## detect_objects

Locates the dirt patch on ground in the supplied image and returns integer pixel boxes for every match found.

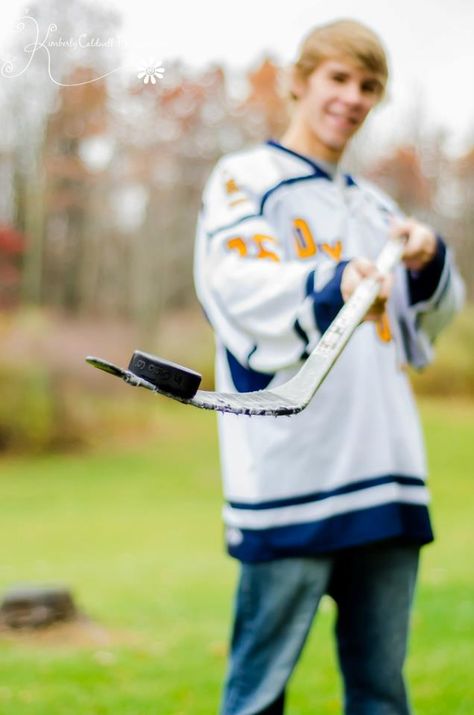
[0,616,144,650]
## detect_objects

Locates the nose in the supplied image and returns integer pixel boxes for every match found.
[342,82,364,106]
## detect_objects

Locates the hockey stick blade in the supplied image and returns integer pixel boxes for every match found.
[86,236,405,416]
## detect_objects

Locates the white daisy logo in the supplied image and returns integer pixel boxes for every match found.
[137,58,165,85]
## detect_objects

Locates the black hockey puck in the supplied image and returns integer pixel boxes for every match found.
[128,351,201,399]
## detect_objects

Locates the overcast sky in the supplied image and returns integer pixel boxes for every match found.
[1,0,473,153]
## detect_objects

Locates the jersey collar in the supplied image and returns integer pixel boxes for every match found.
[266,139,357,188]
[266,139,334,181]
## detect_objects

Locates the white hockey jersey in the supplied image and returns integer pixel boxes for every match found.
[194,139,464,563]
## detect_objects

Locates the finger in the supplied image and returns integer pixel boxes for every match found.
[364,273,393,322]
[389,216,413,240]
[403,228,423,253]
[365,297,387,321]
[377,273,393,300]
[402,227,436,270]
[352,257,379,279]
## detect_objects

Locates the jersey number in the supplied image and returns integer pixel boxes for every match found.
[227,235,280,262]
[293,218,342,261]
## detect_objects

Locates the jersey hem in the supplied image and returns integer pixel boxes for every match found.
[226,502,434,563]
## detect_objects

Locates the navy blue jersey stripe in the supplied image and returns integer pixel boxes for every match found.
[311,261,348,333]
[227,502,434,562]
[227,474,426,510]
[293,318,310,347]
[226,349,274,393]
[266,139,333,179]
[305,269,315,296]
[207,213,261,239]
[407,236,447,305]
[260,173,329,213]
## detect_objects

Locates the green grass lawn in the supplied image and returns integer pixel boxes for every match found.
[0,399,473,714]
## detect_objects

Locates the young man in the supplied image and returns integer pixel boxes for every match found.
[194,19,464,715]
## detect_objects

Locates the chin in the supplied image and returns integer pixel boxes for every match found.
[330,131,356,150]
[325,136,348,153]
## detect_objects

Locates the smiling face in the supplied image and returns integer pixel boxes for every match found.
[286,57,384,162]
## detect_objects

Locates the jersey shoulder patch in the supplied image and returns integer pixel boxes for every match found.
[217,145,289,199]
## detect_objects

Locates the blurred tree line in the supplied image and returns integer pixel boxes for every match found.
[0,0,473,338]
[0,0,472,454]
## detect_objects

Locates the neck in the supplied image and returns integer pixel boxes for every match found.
[280,116,343,165]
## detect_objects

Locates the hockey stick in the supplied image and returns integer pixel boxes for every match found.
[86,235,405,416]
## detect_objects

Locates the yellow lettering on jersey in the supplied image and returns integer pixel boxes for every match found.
[253,234,280,262]
[322,241,342,262]
[227,235,279,261]
[225,178,239,195]
[227,237,247,257]
[293,218,317,258]
[375,311,393,343]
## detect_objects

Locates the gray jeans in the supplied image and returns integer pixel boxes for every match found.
[221,542,420,715]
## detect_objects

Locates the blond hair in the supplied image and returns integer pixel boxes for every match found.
[292,19,388,98]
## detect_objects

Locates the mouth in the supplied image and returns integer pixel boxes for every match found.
[327,112,360,129]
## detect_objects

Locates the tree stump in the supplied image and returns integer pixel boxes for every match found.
[0,586,78,629]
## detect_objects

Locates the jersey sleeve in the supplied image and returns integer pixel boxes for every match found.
[397,238,465,368]
[194,158,347,374]
[359,178,465,367]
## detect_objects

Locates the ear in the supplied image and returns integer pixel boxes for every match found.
[287,67,307,101]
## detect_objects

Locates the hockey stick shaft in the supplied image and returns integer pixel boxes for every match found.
[272,235,407,407]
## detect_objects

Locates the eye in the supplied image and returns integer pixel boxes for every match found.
[331,73,348,83]
[361,80,381,95]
